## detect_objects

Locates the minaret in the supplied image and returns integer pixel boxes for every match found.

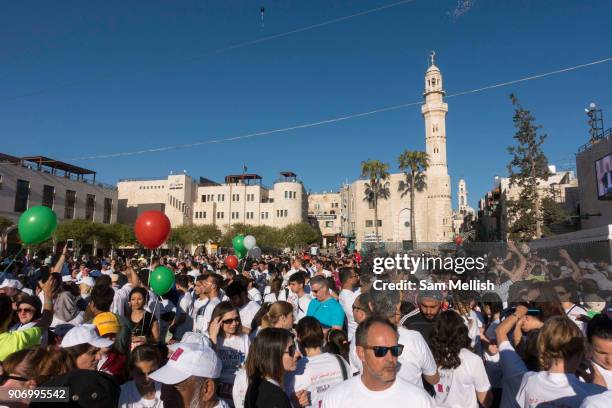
[458,179,467,214]
[421,51,452,242]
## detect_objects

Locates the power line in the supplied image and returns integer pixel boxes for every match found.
[67,55,612,162]
[0,0,416,102]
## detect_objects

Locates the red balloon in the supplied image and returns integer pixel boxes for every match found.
[225,255,238,269]
[454,235,463,246]
[134,211,171,249]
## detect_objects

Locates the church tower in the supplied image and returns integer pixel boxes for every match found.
[458,179,468,214]
[421,52,452,242]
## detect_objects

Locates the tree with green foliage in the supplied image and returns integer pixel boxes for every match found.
[506,94,551,241]
[397,150,429,246]
[220,222,320,250]
[360,159,390,246]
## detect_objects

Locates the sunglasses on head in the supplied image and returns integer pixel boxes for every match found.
[284,345,297,358]
[222,317,241,325]
[363,344,404,358]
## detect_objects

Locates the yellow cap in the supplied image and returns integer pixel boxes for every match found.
[93,312,121,336]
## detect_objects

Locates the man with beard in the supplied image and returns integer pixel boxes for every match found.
[401,290,443,341]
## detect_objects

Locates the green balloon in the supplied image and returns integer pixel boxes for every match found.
[232,234,246,253]
[18,206,58,245]
[150,266,175,296]
[236,247,248,259]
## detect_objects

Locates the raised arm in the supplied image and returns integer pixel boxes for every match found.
[51,245,68,273]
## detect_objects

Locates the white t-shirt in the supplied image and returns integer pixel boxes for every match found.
[173,291,193,339]
[239,301,261,331]
[483,319,502,388]
[285,353,349,407]
[193,296,221,334]
[263,293,277,304]
[349,339,362,375]
[433,348,491,408]
[397,327,438,388]
[119,380,163,408]
[280,291,312,323]
[580,391,612,408]
[565,304,589,333]
[322,375,436,408]
[247,287,262,305]
[338,288,359,341]
[516,371,606,408]
[218,334,251,384]
[232,368,249,408]
[593,361,612,390]
[498,340,528,408]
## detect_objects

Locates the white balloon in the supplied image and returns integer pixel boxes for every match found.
[243,235,256,250]
[249,246,262,259]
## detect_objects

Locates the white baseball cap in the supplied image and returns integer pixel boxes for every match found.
[76,276,95,287]
[62,275,74,283]
[0,279,23,290]
[60,324,113,348]
[168,331,213,352]
[149,343,221,384]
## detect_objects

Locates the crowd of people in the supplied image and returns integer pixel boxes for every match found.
[0,241,611,408]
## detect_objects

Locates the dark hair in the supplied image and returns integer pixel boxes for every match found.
[296,317,324,349]
[29,346,77,384]
[206,272,224,289]
[481,292,503,324]
[245,327,294,385]
[288,272,306,286]
[91,285,115,312]
[175,275,189,289]
[368,289,400,320]
[64,343,98,362]
[587,314,612,343]
[310,275,328,289]
[17,295,42,320]
[128,344,163,375]
[339,267,355,285]
[325,329,350,361]
[225,281,247,298]
[354,292,372,316]
[95,275,112,288]
[129,287,148,306]
[429,310,471,369]
[0,295,13,328]
[355,316,398,347]
[210,301,240,337]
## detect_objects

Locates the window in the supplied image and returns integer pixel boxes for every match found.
[232,212,239,219]
[42,185,55,209]
[284,209,288,217]
[366,220,373,228]
[232,194,240,202]
[65,190,76,219]
[85,194,96,221]
[246,212,254,220]
[368,200,374,210]
[103,198,112,224]
[217,194,225,202]
[325,221,333,227]
[216,211,224,219]
[246,193,255,202]
[261,212,268,219]
[14,179,30,212]
[202,195,207,202]
[202,211,206,219]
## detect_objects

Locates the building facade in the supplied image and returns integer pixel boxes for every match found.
[117,171,308,231]
[307,192,342,247]
[339,54,453,249]
[453,179,476,236]
[0,153,118,226]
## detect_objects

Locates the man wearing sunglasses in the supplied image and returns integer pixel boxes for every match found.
[322,316,435,407]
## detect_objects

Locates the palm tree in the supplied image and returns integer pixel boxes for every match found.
[360,160,390,247]
[398,150,430,247]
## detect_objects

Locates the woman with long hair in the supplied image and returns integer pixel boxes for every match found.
[325,329,350,362]
[263,278,282,303]
[208,301,251,404]
[244,327,303,408]
[429,310,492,408]
[516,316,606,407]
[260,301,294,330]
[128,287,159,346]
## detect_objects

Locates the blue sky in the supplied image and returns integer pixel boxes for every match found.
[1,0,611,209]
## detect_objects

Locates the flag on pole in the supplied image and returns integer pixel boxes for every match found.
[243,164,247,173]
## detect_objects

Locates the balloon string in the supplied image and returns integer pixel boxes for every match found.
[145,249,156,338]
[0,247,25,280]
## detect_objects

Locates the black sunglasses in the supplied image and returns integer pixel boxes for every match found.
[284,345,297,358]
[363,345,404,358]
[0,373,30,385]
[222,317,241,325]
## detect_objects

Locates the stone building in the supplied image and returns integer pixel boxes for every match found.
[307,192,342,248]
[117,171,307,231]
